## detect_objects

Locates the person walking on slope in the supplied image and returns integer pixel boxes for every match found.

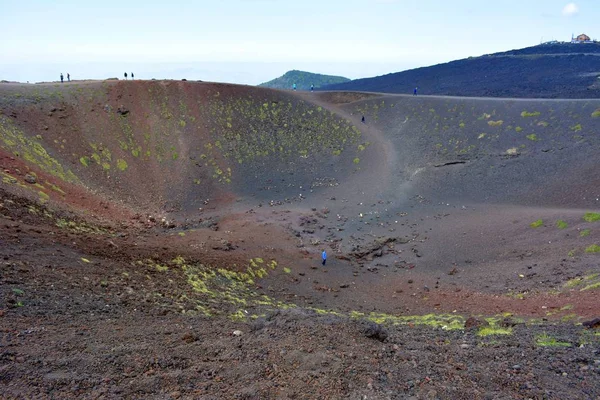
[293,83,297,91]
[131,72,134,80]
[361,115,365,123]
[413,87,418,96]
[67,73,70,82]
[310,84,314,92]
[321,250,327,266]
[124,72,128,80]
[60,73,63,83]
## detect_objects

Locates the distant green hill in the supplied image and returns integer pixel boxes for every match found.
[259,70,350,91]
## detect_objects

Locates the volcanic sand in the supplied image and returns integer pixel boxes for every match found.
[1,80,600,398]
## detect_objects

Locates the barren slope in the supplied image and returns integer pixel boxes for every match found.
[1,81,600,399]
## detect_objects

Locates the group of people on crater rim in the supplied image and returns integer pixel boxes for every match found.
[59,72,136,82]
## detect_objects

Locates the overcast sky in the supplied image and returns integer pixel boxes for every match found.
[0,0,597,84]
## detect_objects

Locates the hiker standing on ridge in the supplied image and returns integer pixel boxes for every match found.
[322,250,327,266]
[310,84,314,92]
[124,72,128,80]
[67,73,70,82]
[60,73,63,83]
[413,87,418,96]
[293,83,297,91]
[131,72,134,80]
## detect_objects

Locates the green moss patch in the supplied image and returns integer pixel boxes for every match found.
[583,213,600,222]
[556,220,568,229]
[521,111,541,118]
[478,326,513,337]
[585,245,600,253]
[581,282,600,291]
[116,159,128,171]
[530,219,543,228]
[535,333,571,347]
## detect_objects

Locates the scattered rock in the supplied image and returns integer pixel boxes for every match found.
[363,322,388,342]
[233,330,243,337]
[464,316,489,330]
[583,318,600,329]
[117,106,129,116]
[182,332,198,343]
[24,175,36,184]
[460,343,470,349]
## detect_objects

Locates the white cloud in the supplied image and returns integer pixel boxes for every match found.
[562,3,579,16]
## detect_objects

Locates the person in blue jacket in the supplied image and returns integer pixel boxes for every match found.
[322,250,327,266]
[413,87,418,96]
[293,83,297,91]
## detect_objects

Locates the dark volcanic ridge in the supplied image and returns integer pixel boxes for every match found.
[322,42,600,98]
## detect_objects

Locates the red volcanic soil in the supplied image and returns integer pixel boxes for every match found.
[1,80,600,398]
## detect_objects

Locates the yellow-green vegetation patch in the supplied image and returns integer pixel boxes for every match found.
[283,267,291,274]
[526,134,539,141]
[583,212,600,222]
[571,124,582,132]
[459,122,466,128]
[515,126,523,132]
[80,156,90,167]
[0,116,78,183]
[116,159,128,171]
[353,157,360,164]
[580,229,591,237]
[167,256,292,316]
[487,120,503,127]
[349,311,465,330]
[565,277,585,288]
[46,181,65,195]
[506,291,527,299]
[477,133,486,139]
[81,258,91,263]
[38,190,50,204]
[581,282,600,291]
[521,111,541,118]
[537,121,549,127]
[585,244,600,253]
[565,273,600,289]
[477,326,513,337]
[535,333,571,347]
[506,147,518,155]
[530,219,543,228]
[592,109,600,118]
[556,220,568,229]
[55,218,110,234]
[201,95,363,184]
[178,232,186,237]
